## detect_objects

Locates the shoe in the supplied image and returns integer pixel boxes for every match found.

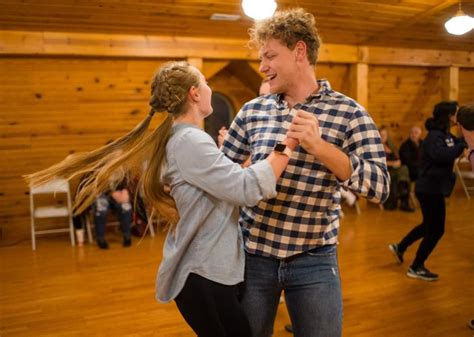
[388,243,404,264]
[407,266,438,281]
[97,238,109,250]
[123,237,132,247]
[284,324,294,333]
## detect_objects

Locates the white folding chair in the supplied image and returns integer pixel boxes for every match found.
[29,178,75,250]
[455,157,474,200]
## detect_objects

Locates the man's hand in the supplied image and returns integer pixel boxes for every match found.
[287,109,352,180]
[287,110,323,156]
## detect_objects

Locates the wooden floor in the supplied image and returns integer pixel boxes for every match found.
[1,194,473,337]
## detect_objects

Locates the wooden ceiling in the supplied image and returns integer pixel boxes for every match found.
[0,0,473,51]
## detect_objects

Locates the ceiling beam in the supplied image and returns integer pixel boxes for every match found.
[0,30,473,68]
[360,0,459,45]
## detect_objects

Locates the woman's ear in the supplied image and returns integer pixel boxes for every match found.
[189,86,200,102]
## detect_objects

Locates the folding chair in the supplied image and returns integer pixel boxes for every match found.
[29,178,75,250]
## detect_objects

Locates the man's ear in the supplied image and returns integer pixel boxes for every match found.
[294,40,308,63]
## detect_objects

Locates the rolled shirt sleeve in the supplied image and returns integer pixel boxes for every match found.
[340,108,390,203]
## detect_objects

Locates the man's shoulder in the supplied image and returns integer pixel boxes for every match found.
[326,90,365,112]
[241,95,276,112]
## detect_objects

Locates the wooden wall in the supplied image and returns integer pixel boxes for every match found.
[1,38,474,242]
[368,66,444,145]
[460,68,474,106]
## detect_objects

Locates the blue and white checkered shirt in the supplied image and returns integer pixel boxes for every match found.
[221,79,389,258]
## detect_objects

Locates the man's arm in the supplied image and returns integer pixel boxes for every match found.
[288,109,390,203]
[287,110,351,180]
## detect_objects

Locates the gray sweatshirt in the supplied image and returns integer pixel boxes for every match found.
[156,123,277,303]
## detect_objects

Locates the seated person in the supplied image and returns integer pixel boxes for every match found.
[380,126,413,212]
[93,168,132,249]
[399,126,423,182]
[71,167,133,249]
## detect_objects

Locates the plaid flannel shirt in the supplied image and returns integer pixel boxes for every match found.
[221,80,389,258]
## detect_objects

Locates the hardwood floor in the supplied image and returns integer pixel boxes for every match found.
[1,194,473,337]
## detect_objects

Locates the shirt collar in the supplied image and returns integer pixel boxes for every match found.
[275,79,333,107]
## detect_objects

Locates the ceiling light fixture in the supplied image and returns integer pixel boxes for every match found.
[242,0,277,20]
[444,0,474,35]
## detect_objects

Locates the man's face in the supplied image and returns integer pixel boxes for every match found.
[460,125,474,148]
[258,38,297,95]
[410,127,421,142]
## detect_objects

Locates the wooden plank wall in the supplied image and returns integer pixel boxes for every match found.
[368,65,444,145]
[459,68,474,106]
[0,57,172,240]
[1,56,474,241]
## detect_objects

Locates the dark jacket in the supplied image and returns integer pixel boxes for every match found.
[399,138,423,181]
[416,122,466,196]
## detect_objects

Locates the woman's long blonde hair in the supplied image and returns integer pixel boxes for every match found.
[25,61,200,229]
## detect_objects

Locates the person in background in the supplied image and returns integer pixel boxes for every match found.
[389,101,467,281]
[380,126,413,212]
[399,125,423,182]
[457,104,474,169]
[92,167,133,249]
[221,8,389,337]
[455,103,474,331]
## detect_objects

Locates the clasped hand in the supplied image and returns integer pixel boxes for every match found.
[286,109,323,155]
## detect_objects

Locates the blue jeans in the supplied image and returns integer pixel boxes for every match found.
[93,194,132,240]
[240,245,342,337]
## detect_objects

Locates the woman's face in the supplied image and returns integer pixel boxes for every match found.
[192,67,213,118]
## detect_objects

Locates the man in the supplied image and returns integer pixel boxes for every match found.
[221,8,389,337]
[456,104,474,332]
[399,126,423,182]
[457,104,474,169]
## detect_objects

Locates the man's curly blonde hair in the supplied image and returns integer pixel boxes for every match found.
[249,8,321,65]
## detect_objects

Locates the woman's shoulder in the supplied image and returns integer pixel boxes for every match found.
[171,124,210,144]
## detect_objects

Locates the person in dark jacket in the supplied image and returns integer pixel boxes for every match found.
[399,126,423,182]
[389,101,467,281]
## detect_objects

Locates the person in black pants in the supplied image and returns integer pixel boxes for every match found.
[389,101,466,281]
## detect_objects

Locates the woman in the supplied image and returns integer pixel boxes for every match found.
[26,61,297,336]
[389,101,466,281]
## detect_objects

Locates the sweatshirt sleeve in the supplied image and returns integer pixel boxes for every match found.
[171,128,277,207]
